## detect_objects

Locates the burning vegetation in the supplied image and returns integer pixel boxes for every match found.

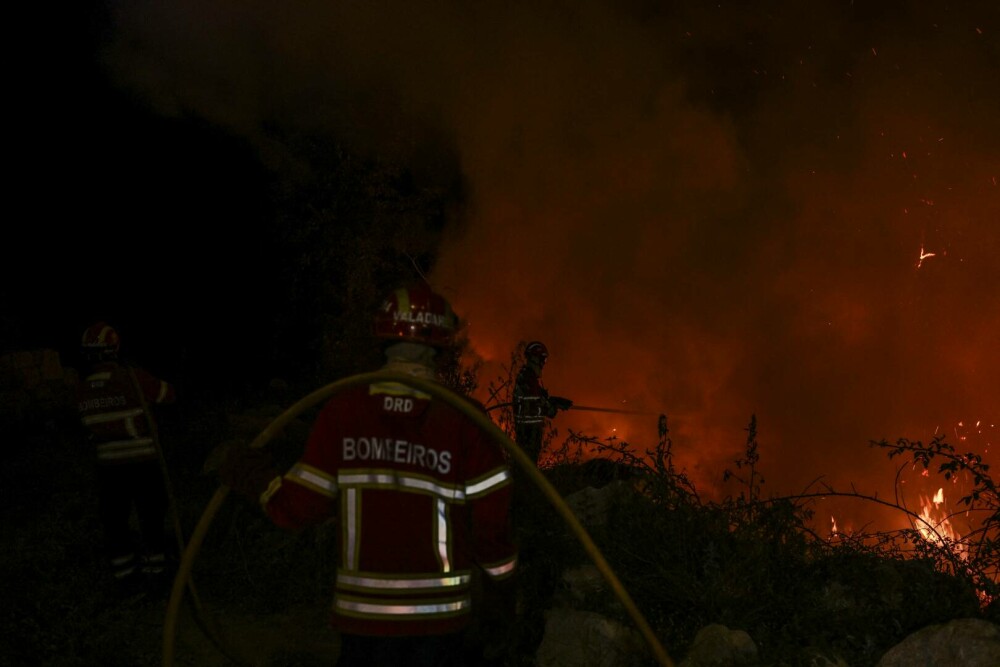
[472,348,998,664]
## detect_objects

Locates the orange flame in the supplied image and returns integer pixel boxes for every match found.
[916,487,968,561]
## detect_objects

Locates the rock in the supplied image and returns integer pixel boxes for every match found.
[679,623,758,667]
[564,480,631,532]
[560,564,607,605]
[876,618,1000,667]
[801,647,850,666]
[536,608,647,667]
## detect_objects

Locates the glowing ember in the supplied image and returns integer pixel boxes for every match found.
[916,245,937,268]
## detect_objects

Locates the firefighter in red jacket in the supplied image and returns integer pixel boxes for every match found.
[513,341,572,464]
[220,285,518,667]
[76,322,176,583]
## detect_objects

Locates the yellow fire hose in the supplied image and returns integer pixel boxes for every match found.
[162,370,675,667]
[128,370,250,666]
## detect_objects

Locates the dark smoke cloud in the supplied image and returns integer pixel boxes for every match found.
[100,1,999,530]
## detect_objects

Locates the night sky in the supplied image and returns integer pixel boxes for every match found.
[7,1,998,534]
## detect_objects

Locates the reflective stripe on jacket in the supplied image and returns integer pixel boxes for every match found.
[77,363,175,464]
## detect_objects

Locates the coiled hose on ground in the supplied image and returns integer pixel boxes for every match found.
[162,370,675,667]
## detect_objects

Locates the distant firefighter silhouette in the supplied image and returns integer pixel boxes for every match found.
[512,341,572,464]
[76,322,176,584]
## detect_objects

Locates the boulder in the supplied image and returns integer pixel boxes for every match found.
[876,618,1000,667]
[536,608,647,667]
[679,623,758,667]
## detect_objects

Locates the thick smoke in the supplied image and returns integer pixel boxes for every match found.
[100,1,999,531]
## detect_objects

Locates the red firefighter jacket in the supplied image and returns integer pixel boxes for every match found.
[263,380,518,637]
[513,364,556,427]
[76,361,176,464]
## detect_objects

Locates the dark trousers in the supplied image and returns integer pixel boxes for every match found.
[97,461,168,575]
[514,424,544,465]
[337,632,466,667]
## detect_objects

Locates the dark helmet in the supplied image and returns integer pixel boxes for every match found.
[524,341,548,361]
[81,322,121,360]
[374,285,457,348]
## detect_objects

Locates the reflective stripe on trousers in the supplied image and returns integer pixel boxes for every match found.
[334,594,471,620]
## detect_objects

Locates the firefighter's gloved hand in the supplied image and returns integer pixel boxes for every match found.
[550,396,573,411]
[218,442,279,503]
[202,439,242,474]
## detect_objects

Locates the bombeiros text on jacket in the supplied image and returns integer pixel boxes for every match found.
[342,436,452,474]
